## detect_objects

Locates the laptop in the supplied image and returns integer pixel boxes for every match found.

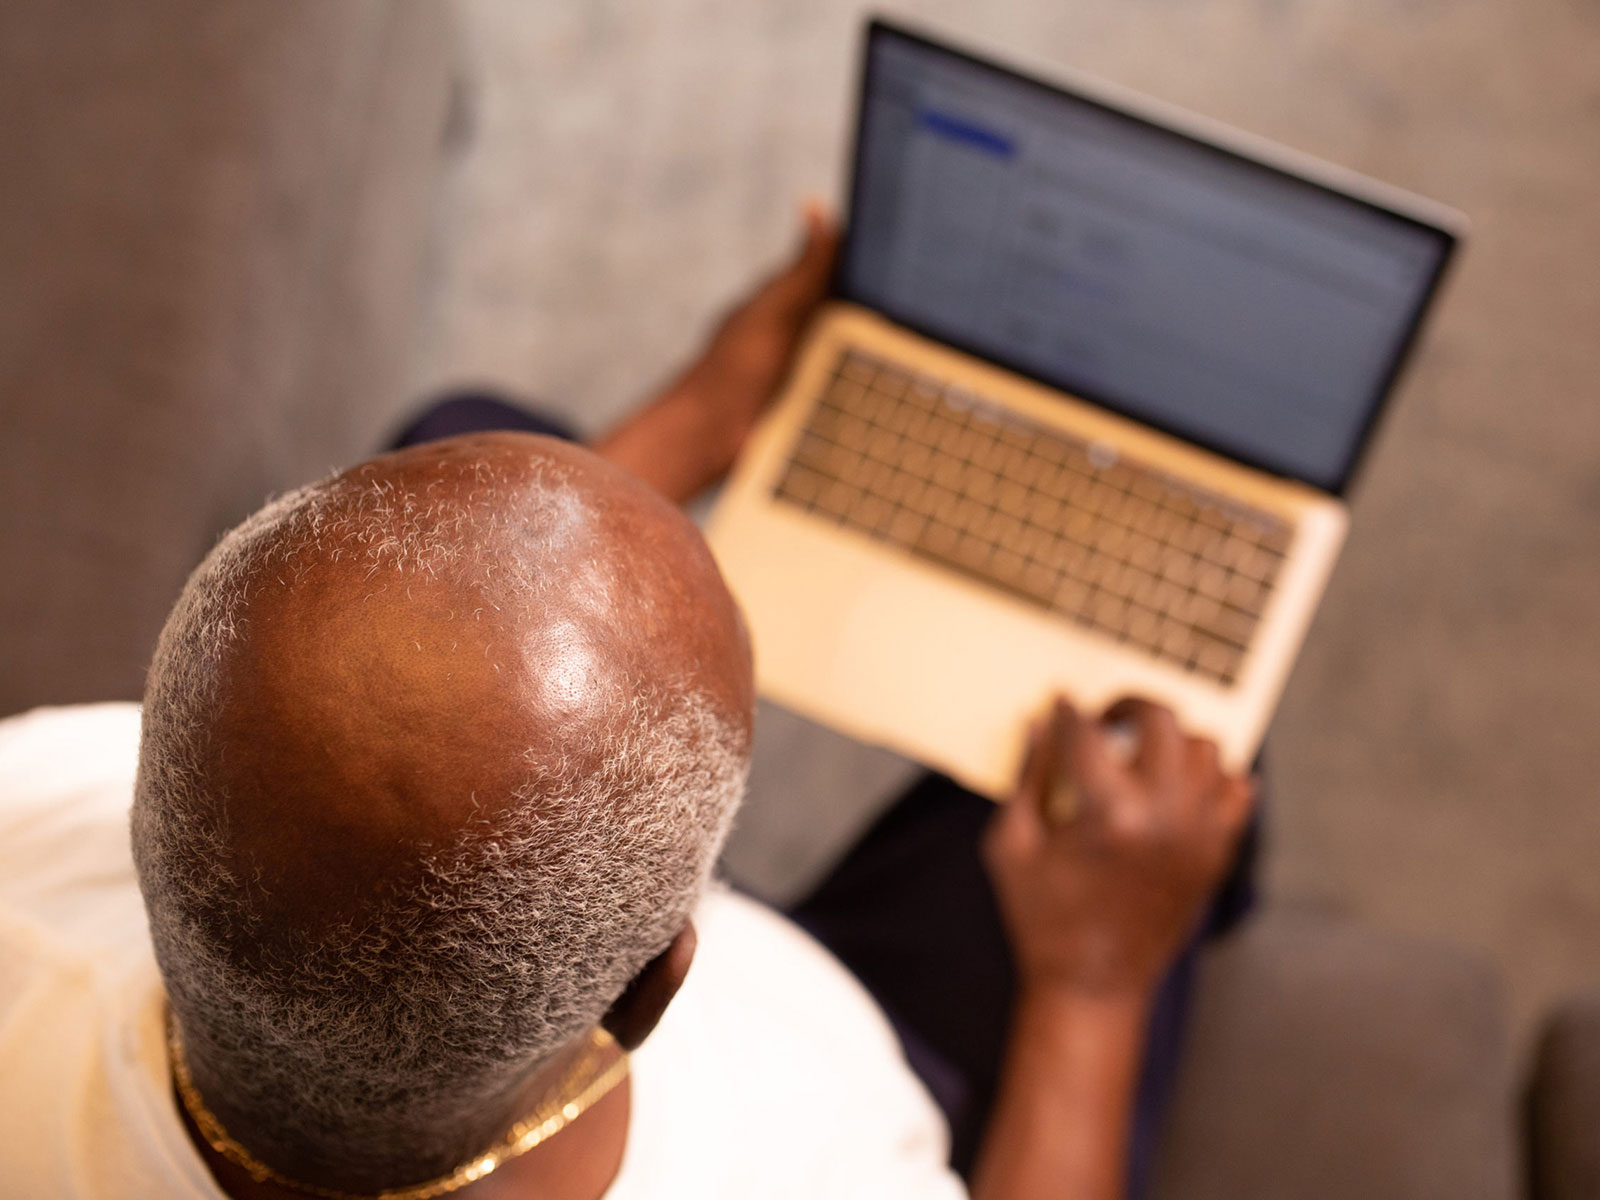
[706,18,1463,797]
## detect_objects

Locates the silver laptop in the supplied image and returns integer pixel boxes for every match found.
[708,19,1462,797]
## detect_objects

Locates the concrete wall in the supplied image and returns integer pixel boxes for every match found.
[0,0,455,711]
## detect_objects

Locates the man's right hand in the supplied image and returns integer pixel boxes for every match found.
[982,695,1255,1003]
[971,696,1255,1200]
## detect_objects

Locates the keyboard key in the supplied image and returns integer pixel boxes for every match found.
[954,533,994,572]
[1058,541,1091,580]
[777,464,822,504]
[887,509,926,545]
[1226,573,1268,613]
[1160,552,1197,588]
[997,479,1029,516]
[815,480,861,520]
[1054,578,1092,616]
[990,547,1027,586]
[975,438,1010,475]
[1195,562,1229,601]
[876,368,910,398]
[967,468,999,505]
[1127,533,1163,573]
[1128,569,1164,610]
[920,521,959,556]
[1258,522,1294,554]
[1201,606,1257,648]
[1093,591,1129,629]
[924,485,960,526]
[907,380,942,410]
[1197,639,1238,679]
[931,455,964,492]
[1064,509,1096,544]
[866,429,901,462]
[1127,605,1161,646]
[1020,561,1059,601]
[1014,453,1051,489]
[993,514,1029,553]
[855,494,893,533]
[1160,620,1197,661]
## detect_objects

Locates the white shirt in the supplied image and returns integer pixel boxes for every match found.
[0,704,966,1199]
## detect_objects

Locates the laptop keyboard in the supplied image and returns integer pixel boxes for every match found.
[771,348,1294,687]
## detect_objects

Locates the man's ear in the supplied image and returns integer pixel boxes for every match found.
[602,923,697,1052]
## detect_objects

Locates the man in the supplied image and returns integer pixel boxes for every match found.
[0,211,1252,1199]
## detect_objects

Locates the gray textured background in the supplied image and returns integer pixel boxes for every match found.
[413,0,1600,1048]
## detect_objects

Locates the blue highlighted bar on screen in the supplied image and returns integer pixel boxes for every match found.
[916,109,1016,157]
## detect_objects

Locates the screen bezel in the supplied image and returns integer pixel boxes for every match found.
[835,18,1461,497]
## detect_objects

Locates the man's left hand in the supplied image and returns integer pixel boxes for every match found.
[595,203,838,504]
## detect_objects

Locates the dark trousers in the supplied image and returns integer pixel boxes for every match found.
[391,392,1260,1196]
[791,772,1258,1193]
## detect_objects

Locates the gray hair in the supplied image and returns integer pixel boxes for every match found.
[131,461,746,1186]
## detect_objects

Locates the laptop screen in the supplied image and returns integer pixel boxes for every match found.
[840,24,1457,494]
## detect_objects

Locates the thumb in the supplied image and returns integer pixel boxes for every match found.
[988,713,1052,864]
[770,199,839,314]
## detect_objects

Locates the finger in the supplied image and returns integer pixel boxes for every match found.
[1100,696,1184,786]
[992,715,1051,861]
[1039,696,1085,827]
[1063,698,1125,827]
[1180,734,1222,821]
[769,201,839,314]
[1020,698,1068,819]
[1184,733,1220,778]
[802,196,835,241]
[1012,715,1049,807]
[990,780,1045,860]
[1215,772,1258,837]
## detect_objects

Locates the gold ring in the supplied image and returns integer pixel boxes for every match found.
[1045,776,1080,826]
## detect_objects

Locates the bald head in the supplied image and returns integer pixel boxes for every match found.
[132,434,752,1187]
[193,433,752,929]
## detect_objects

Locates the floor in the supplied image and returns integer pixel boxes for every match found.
[413,0,1600,1050]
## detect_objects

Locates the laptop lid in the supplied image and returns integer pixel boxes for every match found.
[838,20,1461,496]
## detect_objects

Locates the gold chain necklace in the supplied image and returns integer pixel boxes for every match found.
[168,1015,629,1200]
